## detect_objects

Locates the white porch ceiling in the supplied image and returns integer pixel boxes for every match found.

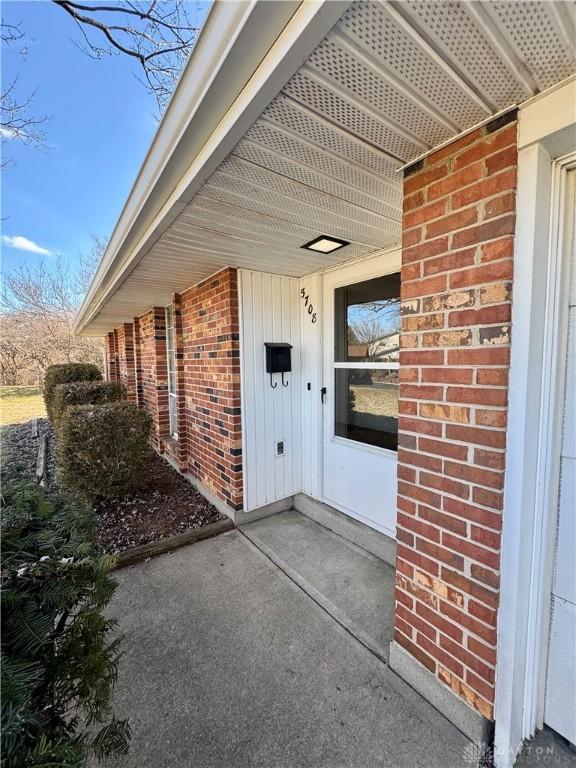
[82,0,575,334]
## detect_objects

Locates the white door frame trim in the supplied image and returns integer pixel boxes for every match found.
[494,77,576,768]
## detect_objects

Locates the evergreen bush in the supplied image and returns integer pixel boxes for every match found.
[44,364,102,423]
[52,381,126,430]
[1,479,130,766]
[58,402,152,498]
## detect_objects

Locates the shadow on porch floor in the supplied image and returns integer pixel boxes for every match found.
[241,509,395,660]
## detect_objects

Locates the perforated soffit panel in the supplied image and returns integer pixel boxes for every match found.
[91,0,575,333]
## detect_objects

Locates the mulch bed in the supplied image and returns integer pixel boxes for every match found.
[2,419,225,555]
[94,452,225,554]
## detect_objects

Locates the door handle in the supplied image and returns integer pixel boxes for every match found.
[321,386,327,404]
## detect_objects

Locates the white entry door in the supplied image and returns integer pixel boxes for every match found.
[321,250,401,538]
[544,168,576,745]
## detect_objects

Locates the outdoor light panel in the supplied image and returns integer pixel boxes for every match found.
[302,235,350,254]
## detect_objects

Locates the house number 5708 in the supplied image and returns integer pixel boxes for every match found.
[300,288,317,323]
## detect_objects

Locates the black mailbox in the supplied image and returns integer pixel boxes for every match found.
[265,342,292,373]
[265,342,292,388]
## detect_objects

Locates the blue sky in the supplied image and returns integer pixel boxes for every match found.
[1,1,207,274]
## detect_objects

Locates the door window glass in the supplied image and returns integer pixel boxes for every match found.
[333,273,400,451]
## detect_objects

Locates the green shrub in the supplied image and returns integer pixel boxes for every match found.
[44,363,102,423]
[1,479,130,766]
[58,402,152,498]
[52,380,126,430]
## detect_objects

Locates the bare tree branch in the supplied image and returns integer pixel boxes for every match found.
[0,77,48,168]
[349,298,400,344]
[1,18,26,50]
[0,21,47,166]
[1,2,198,167]
[51,0,199,112]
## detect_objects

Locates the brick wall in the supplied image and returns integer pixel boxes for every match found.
[135,307,169,449]
[102,274,242,509]
[181,268,242,510]
[115,322,137,401]
[395,114,518,721]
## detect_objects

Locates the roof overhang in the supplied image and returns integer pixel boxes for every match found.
[75,0,352,334]
[76,0,576,336]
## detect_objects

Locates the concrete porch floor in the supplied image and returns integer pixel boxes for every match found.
[242,510,395,660]
[104,511,475,767]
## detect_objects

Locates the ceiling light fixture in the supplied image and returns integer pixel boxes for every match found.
[301,235,350,254]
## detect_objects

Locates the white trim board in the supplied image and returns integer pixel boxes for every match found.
[494,78,576,767]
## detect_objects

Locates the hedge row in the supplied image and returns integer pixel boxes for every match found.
[44,363,102,422]
[52,380,126,429]
[44,363,152,499]
[58,402,152,498]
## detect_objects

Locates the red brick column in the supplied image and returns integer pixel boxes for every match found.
[115,322,137,401]
[394,114,518,721]
[105,332,118,382]
[181,268,242,510]
[132,319,143,407]
[135,307,169,450]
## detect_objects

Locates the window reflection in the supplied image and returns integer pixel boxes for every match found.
[335,273,400,363]
[333,272,400,452]
[334,368,399,451]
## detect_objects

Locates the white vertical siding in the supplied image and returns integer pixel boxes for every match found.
[239,270,301,511]
[299,272,323,499]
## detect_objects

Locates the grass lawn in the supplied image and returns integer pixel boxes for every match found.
[0,386,46,426]
[351,383,398,418]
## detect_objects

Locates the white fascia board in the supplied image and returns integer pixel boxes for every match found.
[76,0,352,336]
